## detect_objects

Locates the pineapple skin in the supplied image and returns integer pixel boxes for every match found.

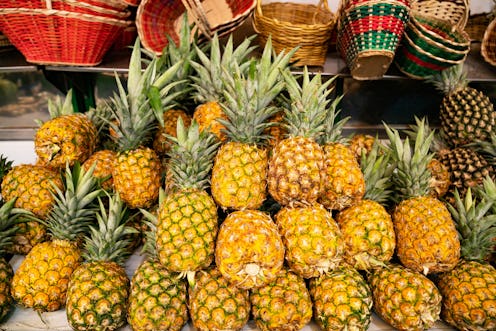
[193,101,228,143]
[336,199,396,271]
[66,261,129,331]
[113,147,162,209]
[368,264,442,331]
[437,260,496,331]
[268,137,325,206]
[211,142,268,210]
[319,142,366,211]
[275,204,344,278]
[153,109,192,157]
[250,267,312,331]
[189,267,250,331]
[309,264,373,331]
[82,149,117,191]
[393,196,461,274]
[215,210,285,290]
[35,113,98,169]
[156,189,218,273]
[11,239,82,312]
[0,257,13,322]
[127,259,188,331]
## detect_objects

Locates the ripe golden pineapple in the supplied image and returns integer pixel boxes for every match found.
[336,140,396,271]
[268,68,330,206]
[109,39,182,209]
[264,110,287,149]
[1,164,63,254]
[250,267,312,331]
[427,158,451,198]
[368,263,442,330]
[11,164,101,312]
[309,263,373,331]
[82,149,117,191]
[211,38,294,211]
[275,203,344,278]
[34,89,98,169]
[190,34,256,142]
[66,194,136,331]
[156,119,220,279]
[437,182,496,331]
[429,63,495,147]
[215,209,285,290]
[385,119,460,275]
[128,194,188,331]
[189,266,251,331]
[153,109,192,157]
[349,134,375,160]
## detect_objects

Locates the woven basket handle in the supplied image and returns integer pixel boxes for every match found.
[181,0,213,38]
[256,0,330,15]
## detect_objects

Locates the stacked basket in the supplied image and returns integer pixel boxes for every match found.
[336,0,411,80]
[481,4,496,67]
[0,0,132,66]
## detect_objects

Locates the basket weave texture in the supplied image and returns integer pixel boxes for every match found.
[466,13,492,42]
[0,1,130,65]
[410,0,469,30]
[337,0,411,80]
[482,17,496,67]
[252,0,336,67]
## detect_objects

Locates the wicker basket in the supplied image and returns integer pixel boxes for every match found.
[465,13,492,42]
[482,17,496,67]
[337,0,411,80]
[0,7,129,65]
[252,0,336,67]
[410,0,469,30]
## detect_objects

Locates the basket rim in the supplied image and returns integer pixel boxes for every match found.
[481,17,496,66]
[402,30,467,64]
[411,12,470,48]
[410,0,469,29]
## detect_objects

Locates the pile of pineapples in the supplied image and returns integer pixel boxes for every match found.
[1,20,496,331]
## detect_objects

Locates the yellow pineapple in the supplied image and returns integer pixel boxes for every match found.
[349,134,375,160]
[11,163,101,312]
[66,193,136,331]
[385,119,460,275]
[309,263,373,331]
[211,38,295,211]
[189,266,251,331]
[153,109,192,157]
[250,267,312,331]
[82,149,117,191]
[215,209,285,290]
[275,203,343,278]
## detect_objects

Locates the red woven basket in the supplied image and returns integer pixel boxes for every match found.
[0,7,129,65]
[0,0,130,11]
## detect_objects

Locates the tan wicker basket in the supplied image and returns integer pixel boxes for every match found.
[411,0,469,30]
[252,0,336,67]
[482,17,496,67]
[466,13,492,42]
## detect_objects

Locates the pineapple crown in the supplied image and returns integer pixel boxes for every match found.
[139,189,166,259]
[166,118,220,191]
[35,89,76,127]
[427,63,468,95]
[83,193,137,264]
[219,37,297,145]
[361,139,395,205]
[466,131,496,167]
[282,67,336,139]
[0,153,13,186]
[43,163,102,241]
[0,197,31,256]
[108,38,185,152]
[318,94,349,144]
[384,117,435,201]
[190,33,257,104]
[448,180,496,262]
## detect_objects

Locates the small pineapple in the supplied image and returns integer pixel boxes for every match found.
[34,89,98,169]
[10,163,101,312]
[189,266,251,331]
[66,193,136,331]
[309,263,373,331]
[250,267,312,331]
[426,157,451,199]
[368,263,442,331]
[349,134,376,160]
[275,203,343,278]
[215,209,285,290]
[385,119,460,275]
[211,38,295,210]
[82,149,117,191]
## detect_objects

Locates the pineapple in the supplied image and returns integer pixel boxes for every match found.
[268,68,330,206]
[309,263,373,331]
[335,140,396,271]
[1,163,63,254]
[34,89,98,169]
[156,119,220,279]
[108,38,183,209]
[10,163,100,312]
[275,203,344,278]
[215,209,285,290]
[385,119,460,275]
[66,193,136,331]
[189,266,251,331]
[436,181,496,331]
[428,63,495,147]
[264,110,287,149]
[153,109,192,157]
[349,134,376,160]
[368,263,442,331]
[82,149,117,191]
[318,96,365,211]
[210,38,295,210]
[250,267,312,331]
[0,154,13,199]
[128,191,189,331]
[426,158,451,199]
[190,33,256,142]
